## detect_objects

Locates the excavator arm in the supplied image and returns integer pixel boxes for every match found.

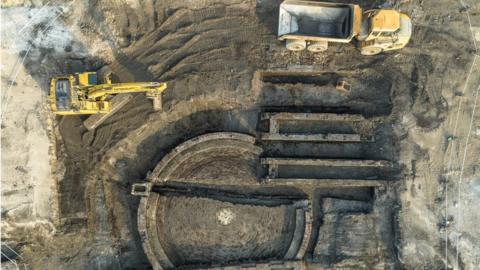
[86,82,167,99]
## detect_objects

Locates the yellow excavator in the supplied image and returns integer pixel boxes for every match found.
[49,71,167,115]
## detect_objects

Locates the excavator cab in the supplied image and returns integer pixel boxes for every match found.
[53,77,72,111]
[50,75,85,114]
[76,72,98,86]
[52,72,103,113]
[49,73,111,115]
[358,9,412,55]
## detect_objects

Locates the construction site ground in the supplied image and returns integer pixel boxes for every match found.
[1,0,480,269]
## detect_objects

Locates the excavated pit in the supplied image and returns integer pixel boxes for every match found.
[137,133,312,269]
[134,125,398,269]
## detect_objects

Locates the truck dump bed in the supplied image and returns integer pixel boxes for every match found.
[278,0,356,41]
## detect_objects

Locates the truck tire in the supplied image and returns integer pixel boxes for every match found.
[286,40,306,51]
[307,41,328,52]
[361,46,383,55]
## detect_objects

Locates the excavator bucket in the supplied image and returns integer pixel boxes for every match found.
[151,95,162,111]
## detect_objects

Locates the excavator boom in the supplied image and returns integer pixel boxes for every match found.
[86,82,167,99]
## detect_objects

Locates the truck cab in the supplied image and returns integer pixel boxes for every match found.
[357,9,412,55]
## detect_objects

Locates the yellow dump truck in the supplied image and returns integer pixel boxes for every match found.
[278,0,412,55]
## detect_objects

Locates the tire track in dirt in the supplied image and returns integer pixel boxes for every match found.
[128,12,262,79]
[136,15,252,61]
[148,28,258,77]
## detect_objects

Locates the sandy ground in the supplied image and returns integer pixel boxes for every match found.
[1,3,111,268]
[1,4,59,249]
[394,1,480,268]
[1,0,480,269]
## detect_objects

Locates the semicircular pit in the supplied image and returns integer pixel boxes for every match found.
[137,132,310,269]
[158,195,296,266]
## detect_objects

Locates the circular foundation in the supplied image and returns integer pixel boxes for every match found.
[137,133,302,269]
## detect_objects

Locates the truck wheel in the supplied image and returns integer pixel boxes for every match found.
[307,41,328,52]
[361,46,383,55]
[286,40,306,51]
